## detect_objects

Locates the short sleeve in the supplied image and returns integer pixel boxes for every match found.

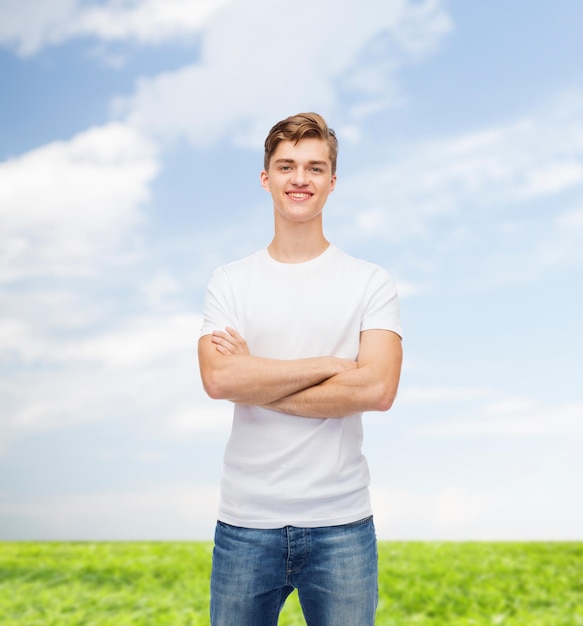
[200,267,238,337]
[361,266,402,337]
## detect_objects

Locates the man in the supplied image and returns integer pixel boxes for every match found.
[198,112,402,625]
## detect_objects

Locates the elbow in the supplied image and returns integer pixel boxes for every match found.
[375,395,395,413]
[203,383,223,401]
[372,383,398,412]
[201,370,229,400]
[198,338,239,400]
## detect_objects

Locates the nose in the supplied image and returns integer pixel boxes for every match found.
[291,167,308,186]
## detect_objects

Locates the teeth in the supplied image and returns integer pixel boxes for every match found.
[289,193,311,199]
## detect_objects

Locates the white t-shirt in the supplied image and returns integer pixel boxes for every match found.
[200,244,401,528]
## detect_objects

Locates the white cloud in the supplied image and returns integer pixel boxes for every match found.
[163,402,232,438]
[398,385,490,404]
[414,401,583,437]
[59,313,199,367]
[392,279,426,298]
[0,0,235,56]
[67,0,234,44]
[118,0,452,147]
[518,160,583,197]
[0,484,220,539]
[3,480,582,540]
[0,312,202,368]
[0,318,45,362]
[371,484,583,540]
[0,362,225,453]
[539,205,583,268]
[0,0,75,56]
[0,123,159,281]
[334,93,583,244]
[0,312,210,449]
[557,206,583,228]
[371,486,494,539]
[140,270,183,310]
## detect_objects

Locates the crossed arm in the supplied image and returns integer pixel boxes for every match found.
[198,327,402,418]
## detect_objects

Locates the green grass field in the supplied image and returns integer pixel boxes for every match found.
[1,542,581,625]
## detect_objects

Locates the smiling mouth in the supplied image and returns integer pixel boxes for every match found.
[287,192,313,199]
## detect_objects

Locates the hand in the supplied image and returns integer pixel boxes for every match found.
[211,327,249,355]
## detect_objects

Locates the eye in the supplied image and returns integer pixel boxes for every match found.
[310,167,323,173]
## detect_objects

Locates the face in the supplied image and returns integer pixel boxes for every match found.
[260,138,337,226]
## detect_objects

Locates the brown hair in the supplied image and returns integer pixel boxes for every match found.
[264,112,338,175]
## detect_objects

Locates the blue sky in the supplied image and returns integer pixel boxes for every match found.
[1,0,582,540]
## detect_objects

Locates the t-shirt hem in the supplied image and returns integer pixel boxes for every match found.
[361,323,402,338]
[216,508,374,529]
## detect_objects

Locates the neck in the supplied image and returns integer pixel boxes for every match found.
[268,220,329,263]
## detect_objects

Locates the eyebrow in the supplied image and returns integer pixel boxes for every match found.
[273,158,329,168]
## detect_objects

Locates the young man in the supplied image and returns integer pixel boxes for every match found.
[198,112,402,625]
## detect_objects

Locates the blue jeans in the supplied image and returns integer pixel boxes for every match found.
[210,516,378,625]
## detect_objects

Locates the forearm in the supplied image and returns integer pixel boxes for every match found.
[263,366,394,418]
[264,331,403,418]
[199,336,356,404]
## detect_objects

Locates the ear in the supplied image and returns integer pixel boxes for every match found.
[260,169,270,192]
[329,174,337,193]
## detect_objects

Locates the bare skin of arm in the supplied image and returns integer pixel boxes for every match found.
[263,329,403,418]
[204,327,402,418]
[198,327,357,405]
